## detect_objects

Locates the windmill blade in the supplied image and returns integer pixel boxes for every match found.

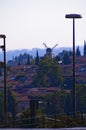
[43,42,48,48]
[52,44,58,50]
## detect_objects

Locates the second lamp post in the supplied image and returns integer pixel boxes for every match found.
[65,14,82,116]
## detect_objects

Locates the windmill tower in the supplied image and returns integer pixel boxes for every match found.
[43,43,58,58]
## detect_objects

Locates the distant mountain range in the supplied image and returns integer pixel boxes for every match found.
[0,46,84,62]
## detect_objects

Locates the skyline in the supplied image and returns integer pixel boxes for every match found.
[0,0,86,51]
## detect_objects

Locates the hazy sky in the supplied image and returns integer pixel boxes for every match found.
[0,0,86,50]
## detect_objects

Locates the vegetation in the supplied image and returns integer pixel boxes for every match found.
[7,88,17,119]
[0,92,4,120]
[35,50,39,65]
[84,41,86,56]
[63,53,71,65]
[41,90,69,115]
[76,84,86,113]
[33,57,63,87]
[0,44,86,127]
[76,46,81,56]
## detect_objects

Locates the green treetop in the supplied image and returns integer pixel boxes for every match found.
[33,57,63,88]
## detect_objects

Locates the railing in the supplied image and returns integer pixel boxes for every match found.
[0,111,86,128]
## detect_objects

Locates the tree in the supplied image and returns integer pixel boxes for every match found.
[26,54,30,65]
[76,46,81,56]
[76,84,86,113]
[42,90,69,115]
[35,50,39,65]
[7,88,17,120]
[0,92,4,120]
[83,40,86,56]
[58,50,69,58]
[69,49,73,56]
[54,55,61,63]
[33,57,63,87]
[63,53,71,65]
[0,62,4,76]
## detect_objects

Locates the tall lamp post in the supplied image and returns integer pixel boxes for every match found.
[0,34,7,127]
[65,14,82,116]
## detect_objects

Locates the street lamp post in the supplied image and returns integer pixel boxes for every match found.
[65,14,82,116]
[0,34,7,127]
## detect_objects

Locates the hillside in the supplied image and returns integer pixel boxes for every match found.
[0,46,84,61]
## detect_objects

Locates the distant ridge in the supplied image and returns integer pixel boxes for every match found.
[0,46,84,62]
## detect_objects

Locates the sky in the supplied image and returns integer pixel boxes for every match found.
[0,0,86,51]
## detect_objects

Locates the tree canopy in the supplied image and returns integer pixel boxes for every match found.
[76,46,81,56]
[83,41,86,56]
[33,57,63,87]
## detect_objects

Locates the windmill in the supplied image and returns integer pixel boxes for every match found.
[43,42,58,58]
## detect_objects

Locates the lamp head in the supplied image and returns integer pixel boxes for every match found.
[0,35,6,38]
[65,14,82,19]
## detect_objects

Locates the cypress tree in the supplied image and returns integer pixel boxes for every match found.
[76,46,81,56]
[35,50,39,65]
[26,54,30,65]
[84,40,86,56]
